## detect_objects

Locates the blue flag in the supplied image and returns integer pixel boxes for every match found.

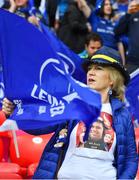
[0,9,101,130]
[126,69,139,122]
[40,22,86,82]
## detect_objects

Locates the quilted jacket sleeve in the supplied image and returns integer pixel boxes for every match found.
[119,110,138,179]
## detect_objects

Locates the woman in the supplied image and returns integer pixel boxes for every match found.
[56,46,138,179]
[31,46,138,179]
[1,47,138,179]
[78,0,126,65]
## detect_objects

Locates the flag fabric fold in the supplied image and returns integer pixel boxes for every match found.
[0,9,101,131]
[39,22,86,82]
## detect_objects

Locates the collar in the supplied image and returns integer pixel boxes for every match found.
[110,97,125,112]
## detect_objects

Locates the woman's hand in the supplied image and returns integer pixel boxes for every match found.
[76,0,88,9]
[76,0,91,18]
[8,0,17,12]
[28,15,40,27]
[2,98,15,117]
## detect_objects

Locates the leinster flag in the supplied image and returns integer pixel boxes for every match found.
[0,9,101,131]
[40,22,86,82]
[126,69,139,122]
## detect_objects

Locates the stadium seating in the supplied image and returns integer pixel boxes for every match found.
[0,130,53,179]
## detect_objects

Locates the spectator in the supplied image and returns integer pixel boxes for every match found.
[57,0,91,53]
[79,32,103,60]
[114,0,139,73]
[112,0,129,53]
[54,0,70,31]
[46,0,59,28]
[6,0,31,18]
[3,0,46,27]
[78,0,126,65]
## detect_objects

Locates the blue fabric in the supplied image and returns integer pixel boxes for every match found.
[118,4,128,15]
[126,72,139,122]
[88,11,118,50]
[40,22,86,82]
[32,97,138,179]
[29,0,34,7]
[0,9,101,131]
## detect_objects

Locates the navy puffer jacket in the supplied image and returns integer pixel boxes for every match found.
[110,98,138,179]
[27,97,138,179]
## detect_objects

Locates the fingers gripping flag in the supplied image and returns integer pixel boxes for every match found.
[0,9,101,131]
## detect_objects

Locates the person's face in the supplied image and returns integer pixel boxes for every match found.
[87,64,113,94]
[85,40,102,57]
[103,0,112,16]
[89,121,104,141]
[15,0,28,7]
[104,133,112,143]
[128,0,139,13]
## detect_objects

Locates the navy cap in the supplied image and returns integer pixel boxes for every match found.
[82,46,130,85]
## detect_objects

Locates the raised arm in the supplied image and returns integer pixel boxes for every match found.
[117,42,126,66]
[114,0,138,36]
[8,0,17,13]
[77,0,92,18]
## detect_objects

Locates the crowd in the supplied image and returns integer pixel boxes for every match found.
[0,0,139,179]
[1,0,139,73]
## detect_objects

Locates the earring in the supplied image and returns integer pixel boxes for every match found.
[108,89,112,96]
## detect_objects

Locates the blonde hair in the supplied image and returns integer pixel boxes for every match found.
[106,66,125,101]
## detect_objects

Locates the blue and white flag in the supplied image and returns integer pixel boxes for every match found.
[0,9,101,130]
[126,69,139,122]
[40,22,86,82]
